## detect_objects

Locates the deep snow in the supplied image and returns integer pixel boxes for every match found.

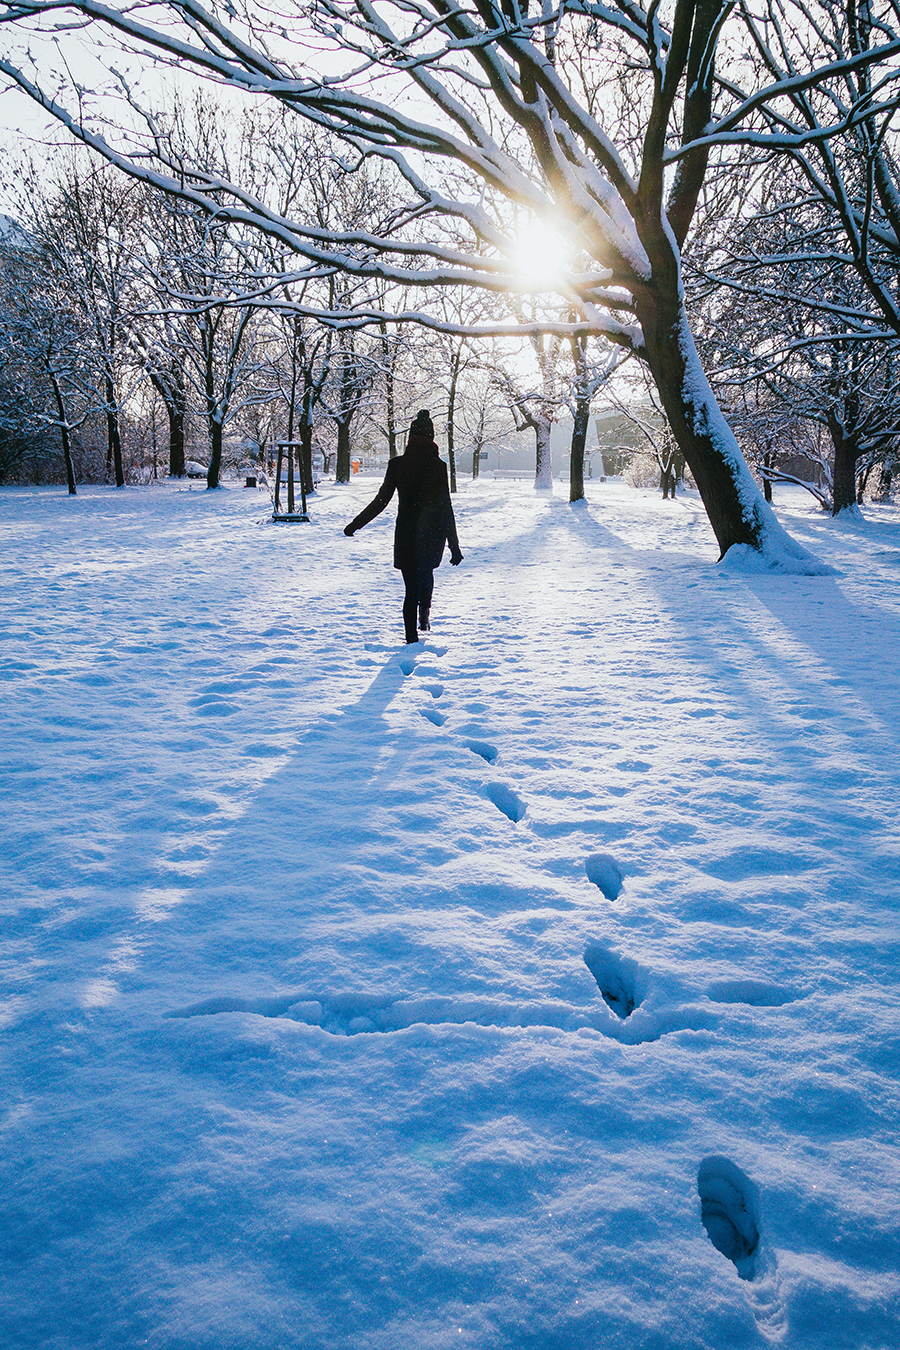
[1,475,899,1349]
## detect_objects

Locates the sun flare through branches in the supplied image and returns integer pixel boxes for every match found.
[508,219,570,293]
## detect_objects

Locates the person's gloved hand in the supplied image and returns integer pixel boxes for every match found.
[343,524,356,537]
[450,550,463,566]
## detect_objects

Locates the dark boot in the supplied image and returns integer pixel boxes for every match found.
[418,605,431,632]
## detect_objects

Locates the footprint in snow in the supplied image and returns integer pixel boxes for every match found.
[464,738,499,764]
[583,943,644,1019]
[420,707,447,727]
[697,1156,762,1281]
[706,979,800,1008]
[483,781,526,823]
[585,852,624,900]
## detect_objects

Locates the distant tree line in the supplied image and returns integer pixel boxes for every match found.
[0,101,632,499]
[2,4,900,522]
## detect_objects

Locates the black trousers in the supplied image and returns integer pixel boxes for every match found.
[400,565,434,641]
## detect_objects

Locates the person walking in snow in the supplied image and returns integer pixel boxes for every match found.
[344,409,463,644]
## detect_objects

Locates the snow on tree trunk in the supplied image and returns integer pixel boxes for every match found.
[636,297,825,571]
[534,415,552,491]
[829,415,859,515]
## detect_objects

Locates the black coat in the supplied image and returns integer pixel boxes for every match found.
[346,437,460,570]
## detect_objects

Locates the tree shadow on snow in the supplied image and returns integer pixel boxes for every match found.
[740,569,900,735]
[137,648,460,1002]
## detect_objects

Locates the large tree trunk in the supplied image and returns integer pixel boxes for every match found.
[336,420,351,483]
[569,334,588,503]
[300,414,315,496]
[149,368,186,477]
[168,406,186,479]
[534,414,552,490]
[569,396,588,502]
[828,412,859,514]
[207,417,223,489]
[635,292,815,566]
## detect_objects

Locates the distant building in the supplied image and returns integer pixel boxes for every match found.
[471,405,662,478]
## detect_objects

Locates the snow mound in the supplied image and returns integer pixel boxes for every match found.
[719,539,834,576]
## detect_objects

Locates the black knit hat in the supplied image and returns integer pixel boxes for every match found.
[410,409,434,439]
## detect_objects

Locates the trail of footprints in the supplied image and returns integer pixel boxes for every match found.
[170,640,793,1325]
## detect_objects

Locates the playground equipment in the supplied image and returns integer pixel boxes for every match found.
[271,441,310,523]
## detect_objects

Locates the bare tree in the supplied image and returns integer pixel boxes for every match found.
[0,210,98,492]
[326,322,374,483]
[495,327,568,489]
[4,0,898,562]
[691,163,900,512]
[11,158,143,486]
[136,102,275,488]
[735,0,900,343]
[567,334,625,502]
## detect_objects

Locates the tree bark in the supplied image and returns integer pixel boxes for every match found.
[471,404,486,479]
[168,407,185,479]
[105,370,125,487]
[50,372,77,495]
[534,414,552,490]
[635,289,789,557]
[878,461,893,497]
[336,420,351,483]
[570,398,588,502]
[569,333,588,503]
[207,416,223,489]
[447,349,461,493]
[300,413,315,496]
[828,413,859,514]
[761,451,774,503]
[147,368,186,477]
[380,319,399,459]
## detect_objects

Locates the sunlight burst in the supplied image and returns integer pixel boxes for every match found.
[509,219,569,291]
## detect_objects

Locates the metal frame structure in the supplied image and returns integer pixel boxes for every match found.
[272,441,310,523]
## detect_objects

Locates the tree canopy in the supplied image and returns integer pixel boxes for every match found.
[1,0,899,557]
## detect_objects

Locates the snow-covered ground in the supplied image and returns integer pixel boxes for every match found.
[2,475,899,1350]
